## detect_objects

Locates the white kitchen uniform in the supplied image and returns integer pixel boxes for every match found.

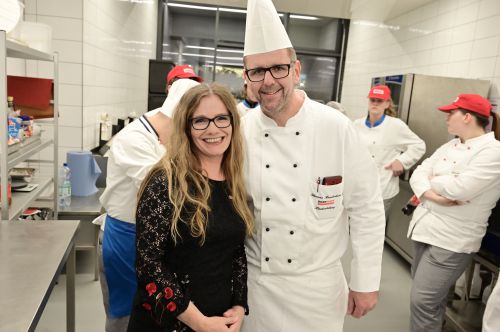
[237,99,260,117]
[100,114,165,223]
[483,280,500,332]
[241,92,386,332]
[408,132,500,253]
[353,115,425,200]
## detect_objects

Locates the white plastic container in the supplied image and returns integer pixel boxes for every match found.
[1,0,22,33]
[19,21,53,54]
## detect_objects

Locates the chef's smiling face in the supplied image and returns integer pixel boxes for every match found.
[189,94,233,163]
[244,48,301,117]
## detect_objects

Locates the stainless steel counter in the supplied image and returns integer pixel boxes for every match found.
[58,189,104,216]
[0,220,79,332]
[58,189,103,281]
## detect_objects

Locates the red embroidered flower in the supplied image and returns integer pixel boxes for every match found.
[166,301,177,312]
[142,303,152,311]
[146,282,157,296]
[164,287,174,299]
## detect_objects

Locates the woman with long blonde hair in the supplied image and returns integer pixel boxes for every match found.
[128,83,253,332]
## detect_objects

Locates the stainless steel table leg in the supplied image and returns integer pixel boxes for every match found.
[66,244,76,332]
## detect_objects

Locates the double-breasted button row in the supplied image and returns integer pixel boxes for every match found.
[265,163,297,168]
[263,257,293,263]
[264,197,297,202]
[263,227,295,235]
[264,132,301,137]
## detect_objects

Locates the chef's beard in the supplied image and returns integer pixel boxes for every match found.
[259,87,291,117]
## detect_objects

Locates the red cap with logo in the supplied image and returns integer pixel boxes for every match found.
[368,85,391,100]
[438,94,492,117]
[167,65,203,85]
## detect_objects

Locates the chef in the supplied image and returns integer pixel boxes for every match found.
[98,78,200,332]
[240,0,386,331]
[408,94,500,332]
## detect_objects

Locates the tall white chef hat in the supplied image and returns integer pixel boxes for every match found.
[244,0,293,56]
[159,78,200,117]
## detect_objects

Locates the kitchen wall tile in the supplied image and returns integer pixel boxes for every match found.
[37,0,83,19]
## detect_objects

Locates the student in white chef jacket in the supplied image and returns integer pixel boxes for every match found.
[240,1,386,331]
[483,279,500,332]
[354,85,425,218]
[98,78,200,332]
[236,82,260,117]
[408,94,500,332]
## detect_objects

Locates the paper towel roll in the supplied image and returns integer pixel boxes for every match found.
[67,151,102,196]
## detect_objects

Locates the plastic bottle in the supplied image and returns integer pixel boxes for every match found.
[7,96,17,117]
[402,195,421,216]
[58,163,71,208]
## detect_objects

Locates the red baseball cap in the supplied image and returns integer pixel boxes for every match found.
[368,85,391,100]
[438,94,492,117]
[167,65,203,85]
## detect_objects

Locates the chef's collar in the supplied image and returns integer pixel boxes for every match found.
[365,113,385,128]
[458,131,495,146]
[243,99,259,109]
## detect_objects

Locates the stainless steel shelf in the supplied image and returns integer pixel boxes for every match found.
[1,177,53,221]
[1,30,59,220]
[5,39,54,62]
[3,138,53,169]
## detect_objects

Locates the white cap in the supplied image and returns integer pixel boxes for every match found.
[244,0,293,56]
[159,79,200,117]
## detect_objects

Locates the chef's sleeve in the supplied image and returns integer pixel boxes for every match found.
[394,120,426,170]
[410,143,447,198]
[430,145,500,201]
[343,124,385,292]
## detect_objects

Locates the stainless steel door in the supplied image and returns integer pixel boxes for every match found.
[385,180,414,263]
[407,74,490,161]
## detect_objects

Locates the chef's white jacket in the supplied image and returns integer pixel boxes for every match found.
[100,115,165,224]
[409,132,500,253]
[241,92,385,331]
[483,280,500,332]
[353,115,425,199]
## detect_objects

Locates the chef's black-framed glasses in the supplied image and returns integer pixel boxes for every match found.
[190,115,232,130]
[245,63,292,82]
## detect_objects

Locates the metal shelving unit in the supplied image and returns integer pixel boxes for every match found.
[0,30,59,220]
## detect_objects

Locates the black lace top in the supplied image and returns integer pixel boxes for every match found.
[127,169,248,332]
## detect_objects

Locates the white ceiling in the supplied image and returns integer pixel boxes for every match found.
[178,0,436,20]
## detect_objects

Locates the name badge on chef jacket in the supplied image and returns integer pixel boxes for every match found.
[310,176,343,219]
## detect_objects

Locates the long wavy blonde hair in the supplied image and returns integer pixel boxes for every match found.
[140,83,253,244]
[384,99,397,117]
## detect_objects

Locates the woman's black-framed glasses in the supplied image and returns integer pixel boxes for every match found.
[190,115,232,130]
[245,63,292,82]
